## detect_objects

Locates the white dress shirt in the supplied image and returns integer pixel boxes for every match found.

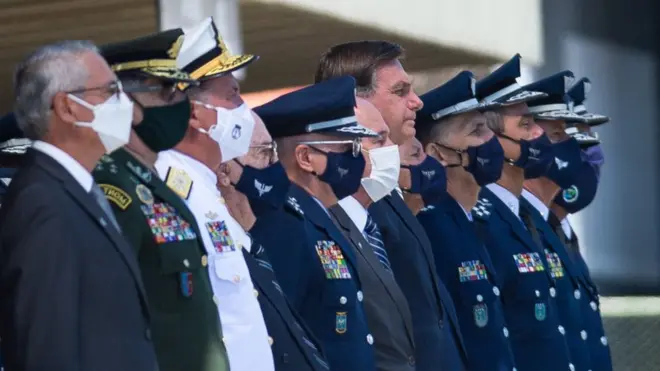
[560,218,573,240]
[338,196,369,233]
[486,183,520,218]
[155,150,275,371]
[521,189,550,221]
[32,140,93,192]
[458,202,473,222]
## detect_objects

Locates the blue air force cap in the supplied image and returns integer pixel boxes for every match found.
[476,54,547,107]
[254,76,378,139]
[0,113,30,156]
[417,71,481,126]
[567,78,609,126]
[524,71,584,121]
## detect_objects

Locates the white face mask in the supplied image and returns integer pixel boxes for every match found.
[194,101,255,163]
[68,91,134,154]
[361,144,401,202]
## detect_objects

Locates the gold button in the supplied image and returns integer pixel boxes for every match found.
[268,336,274,346]
[233,275,241,283]
[201,256,208,267]
[253,289,259,298]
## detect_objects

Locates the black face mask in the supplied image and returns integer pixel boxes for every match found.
[500,133,555,179]
[437,136,505,187]
[401,156,447,206]
[133,98,191,153]
[233,160,291,218]
[312,147,366,200]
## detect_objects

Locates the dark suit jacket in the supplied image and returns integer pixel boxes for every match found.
[370,193,468,371]
[243,243,330,371]
[0,149,158,371]
[329,204,416,371]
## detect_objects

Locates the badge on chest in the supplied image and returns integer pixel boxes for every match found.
[206,220,237,254]
[315,241,352,279]
[458,260,488,282]
[513,252,545,273]
[335,312,348,334]
[544,250,565,278]
[140,203,197,243]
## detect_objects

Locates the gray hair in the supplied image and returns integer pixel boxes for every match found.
[13,40,99,140]
[483,110,505,134]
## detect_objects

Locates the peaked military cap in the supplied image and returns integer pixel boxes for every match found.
[567,78,609,126]
[476,54,547,107]
[0,113,30,156]
[254,76,378,139]
[417,71,481,126]
[100,29,196,84]
[176,17,258,84]
[524,70,584,121]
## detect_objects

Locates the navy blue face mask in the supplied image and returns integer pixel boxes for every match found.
[501,133,554,179]
[465,135,505,186]
[544,138,583,189]
[553,161,598,214]
[312,147,366,200]
[233,161,291,218]
[401,156,447,206]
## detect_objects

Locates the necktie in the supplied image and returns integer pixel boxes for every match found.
[90,183,122,233]
[364,214,392,272]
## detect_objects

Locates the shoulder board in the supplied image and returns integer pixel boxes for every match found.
[419,204,436,213]
[99,183,133,211]
[472,198,493,221]
[285,196,305,218]
[164,167,193,200]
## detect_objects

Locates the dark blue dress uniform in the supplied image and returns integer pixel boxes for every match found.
[370,194,469,371]
[243,242,331,371]
[473,188,573,371]
[0,113,30,207]
[251,76,378,371]
[413,70,516,371]
[519,197,591,371]
[548,212,613,371]
[418,196,517,371]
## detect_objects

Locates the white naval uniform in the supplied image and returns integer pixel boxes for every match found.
[155,150,275,371]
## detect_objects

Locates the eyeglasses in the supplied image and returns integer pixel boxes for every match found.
[298,138,362,157]
[250,141,278,165]
[122,79,179,102]
[66,80,123,100]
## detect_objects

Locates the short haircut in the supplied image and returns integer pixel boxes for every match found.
[14,40,98,140]
[484,110,505,134]
[417,114,468,148]
[314,41,405,97]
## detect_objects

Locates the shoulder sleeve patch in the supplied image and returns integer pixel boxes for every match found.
[286,196,305,218]
[165,167,193,200]
[99,184,132,210]
[472,198,492,221]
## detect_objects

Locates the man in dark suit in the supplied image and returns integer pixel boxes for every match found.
[0,40,157,371]
[251,76,378,371]
[316,40,468,370]
[330,97,416,371]
[416,71,518,370]
[549,78,612,371]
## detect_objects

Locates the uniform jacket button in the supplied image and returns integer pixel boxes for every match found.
[550,287,556,297]
[340,296,347,305]
[476,294,484,302]
[145,328,152,341]
[503,327,509,338]
[535,290,541,297]
[558,325,565,335]
[183,259,190,268]
[366,334,374,345]
[574,289,581,299]
[357,291,364,302]
[268,336,274,346]
[569,363,575,371]
[282,353,289,364]
[438,319,444,328]
[581,330,588,340]
[590,301,598,311]
[601,336,608,346]
[408,355,415,366]
[493,286,500,296]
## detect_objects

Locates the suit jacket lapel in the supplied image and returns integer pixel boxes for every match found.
[34,150,148,303]
[444,197,499,281]
[480,187,541,254]
[328,205,415,343]
[289,185,359,270]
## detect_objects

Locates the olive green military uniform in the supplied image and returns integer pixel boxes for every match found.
[92,148,229,371]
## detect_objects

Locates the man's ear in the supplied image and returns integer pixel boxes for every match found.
[294,144,316,173]
[189,102,205,130]
[425,142,450,167]
[52,91,79,125]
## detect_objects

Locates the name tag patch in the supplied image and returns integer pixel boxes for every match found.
[513,252,545,273]
[544,250,565,278]
[458,260,488,282]
[206,221,236,254]
[315,241,351,279]
[180,272,194,297]
[141,203,197,243]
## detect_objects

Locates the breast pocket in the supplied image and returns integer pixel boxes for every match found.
[158,240,204,299]
[320,279,361,341]
[212,252,251,290]
[458,282,502,331]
